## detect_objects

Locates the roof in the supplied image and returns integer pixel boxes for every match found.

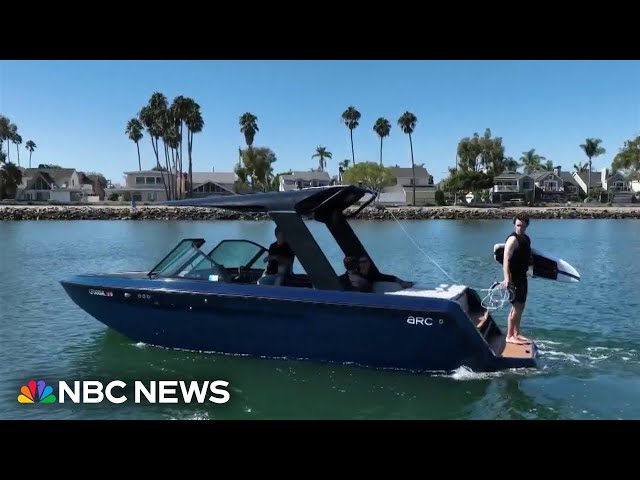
[494,171,528,180]
[190,172,237,185]
[574,171,602,187]
[164,185,374,215]
[23,168,76,186]
[281,171,331,181]
[389,166,430,178]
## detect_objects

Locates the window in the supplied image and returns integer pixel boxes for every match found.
[149,239,206,278]
[135,177,145,184]
[34,177,49,190]
[207,240,268,269]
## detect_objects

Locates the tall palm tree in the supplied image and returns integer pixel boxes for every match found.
[373,117,391,166]
[0,115,9,159]
[312,146,332,172]
[580,138,606,199]
[126,118,144,170]
[397,111,418,205]
[240,112,258,147]
[185,99,204,198]
[6,122,17,163]
[25,140,36,168]
[341,106,360,166]
[12,134,22,166]
[138,92,169,200]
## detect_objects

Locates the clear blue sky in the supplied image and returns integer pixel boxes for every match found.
[1,60,638,184]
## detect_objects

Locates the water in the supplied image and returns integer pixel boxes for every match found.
[1,218,639,419]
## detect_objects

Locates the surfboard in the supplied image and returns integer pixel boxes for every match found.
[493,243,580,283]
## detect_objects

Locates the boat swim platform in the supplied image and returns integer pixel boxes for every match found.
[386,284,536,362]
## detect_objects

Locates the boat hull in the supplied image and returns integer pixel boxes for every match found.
[60,274,535,373]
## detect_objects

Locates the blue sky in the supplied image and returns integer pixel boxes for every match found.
[1,60,638,184]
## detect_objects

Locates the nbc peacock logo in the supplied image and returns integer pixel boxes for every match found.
[18,380,57,404]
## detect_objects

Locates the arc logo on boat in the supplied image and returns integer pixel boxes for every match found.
[406,316,444,326]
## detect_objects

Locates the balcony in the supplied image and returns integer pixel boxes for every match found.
[493,185,519,192]
[539,186,564,192]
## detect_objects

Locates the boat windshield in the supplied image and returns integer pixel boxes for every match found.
[207,240,268,269]
[148,239,206,278]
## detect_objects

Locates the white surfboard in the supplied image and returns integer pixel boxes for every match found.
[493,243,580,283]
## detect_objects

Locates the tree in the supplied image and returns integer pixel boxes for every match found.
[457,128,506,175]
[611,135,640,181]
[397,111,418,205]
[125,118,144,171]
[240,146,277,192]
[341,106,360,166]
[519,149,546,174]
[0,162,23,199]
[312,146,332,172]
[240,112,259,147]
[25,140,37,168]
[580,138,606,198]
[373,117,391,166]
[342,161,395,194]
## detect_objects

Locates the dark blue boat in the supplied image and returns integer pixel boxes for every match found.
[60,185,537,373]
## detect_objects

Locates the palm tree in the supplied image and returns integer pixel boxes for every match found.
[503,156,520,172]
[25,140,36,168]
[0,162,23,199]
[519,149,545,174]
[338,159,350,183]
[312,146,332,172]
[138,92,170,200]
[126,118,144,170]
[184,99,204,197]
[573,161,589,172]
[373,117,391,166]
[12,134,22,167]
[341,106,360,166]
[240,113,258,147]
[0,116,9,159]
[6,122,17,163]
[580,138,606,199]
[397,111,418,205]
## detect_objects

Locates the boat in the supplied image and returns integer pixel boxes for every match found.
[59,185,537,373]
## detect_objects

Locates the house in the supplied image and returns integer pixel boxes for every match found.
[376,166,436,206]
[189,172,237,197]
[16,167,100,202]
[105,170,173,202]
[106,170,239,202]
[279,171,333,191]
[572,168,632,200]
[492,166,580,203]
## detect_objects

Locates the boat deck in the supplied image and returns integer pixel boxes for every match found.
[488,335,535,359]
[470,309,535,360]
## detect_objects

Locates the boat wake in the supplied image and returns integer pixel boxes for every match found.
[535,340,639,370]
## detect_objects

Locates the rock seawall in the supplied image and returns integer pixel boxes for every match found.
[1,205,639,220]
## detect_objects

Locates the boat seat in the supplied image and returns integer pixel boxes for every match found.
[386,284,469,314]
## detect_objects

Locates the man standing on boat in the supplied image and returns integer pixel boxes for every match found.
[260,227,295,286]
[500,214,533,345]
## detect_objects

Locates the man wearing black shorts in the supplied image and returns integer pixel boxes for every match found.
[500,214,533,345]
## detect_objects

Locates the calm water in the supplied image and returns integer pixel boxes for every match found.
[1,218,639,420]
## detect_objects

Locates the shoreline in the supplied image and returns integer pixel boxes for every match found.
[1,205,639,220]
